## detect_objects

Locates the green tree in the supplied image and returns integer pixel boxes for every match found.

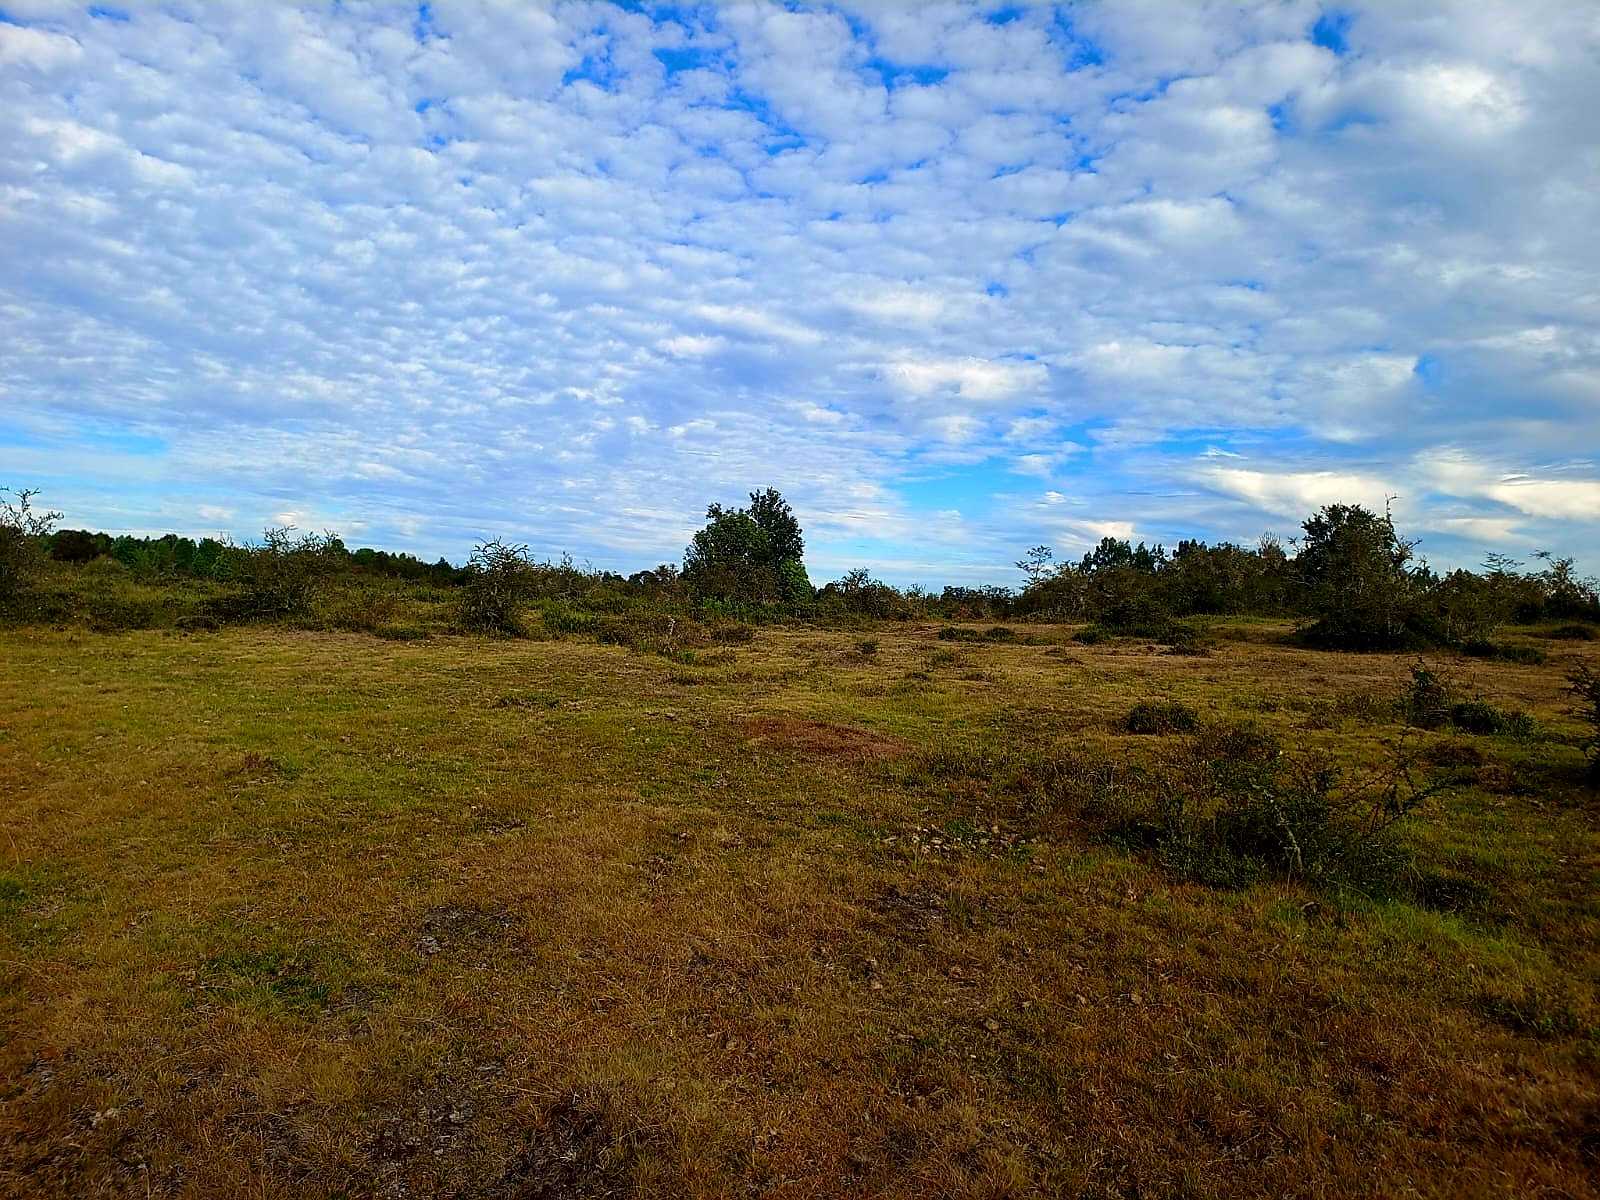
[683,488,811,606]
[1295,503,1419,649]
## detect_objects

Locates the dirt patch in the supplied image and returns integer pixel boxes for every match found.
[743,716,910,759]
[415,904,521,958]
[865,883,947,936]
[486,1089,659,1199]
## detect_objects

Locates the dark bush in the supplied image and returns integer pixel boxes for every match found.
[1545,624,1597,641]
[222,527,345,620]
[1401,662,1453,730]
[1296,503,1422,650]
[1448,699,1534,738]
[0,487,60,611]
[1463,639,1546,665]
[1126,700,1199,735]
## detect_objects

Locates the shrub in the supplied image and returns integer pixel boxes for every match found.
[1401,662,1453,730]
[1545,624,1597,641]
[1133,727,1449,895]
[1448,699,1535,738]
[0,487,60,610]
[594,613,710,658]
[710,622,755,645]
[938,626,981,642]
[315,581,401,633]
[1462,639,1546,665]
[1125,700,1199,735]
[856,638,879,657]
[534,599,598,637]
[220,527,344,620]
[983,626,1017,642]
[458,537,538,636]
[1296,503,1422,650]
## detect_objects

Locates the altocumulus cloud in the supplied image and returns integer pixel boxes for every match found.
[1,0,1597,584]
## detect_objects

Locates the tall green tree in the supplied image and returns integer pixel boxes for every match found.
[683,488,811,606]
[1296,502,1419,648]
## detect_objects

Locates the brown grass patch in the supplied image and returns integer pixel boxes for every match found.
[743,716,910,759]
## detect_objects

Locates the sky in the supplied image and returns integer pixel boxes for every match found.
[2,1,1598,587]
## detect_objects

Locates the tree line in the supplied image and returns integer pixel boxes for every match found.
[4,485,1597,650]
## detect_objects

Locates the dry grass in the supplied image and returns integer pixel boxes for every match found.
[1,621,1596,1198]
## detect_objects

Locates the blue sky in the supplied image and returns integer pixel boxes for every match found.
[2,1,1597,586]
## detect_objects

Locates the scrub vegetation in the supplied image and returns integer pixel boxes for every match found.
[2,486,1597,1197]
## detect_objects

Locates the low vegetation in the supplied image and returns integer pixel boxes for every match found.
[2,485,1598,1196]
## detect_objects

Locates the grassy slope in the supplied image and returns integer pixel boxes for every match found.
[0,623,1595,1198]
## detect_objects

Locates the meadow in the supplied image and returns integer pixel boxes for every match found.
[2,615,1596,1198]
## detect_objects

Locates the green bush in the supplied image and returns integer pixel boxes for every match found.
[1115,726,1449,896]
[1125,700,1199,735]
[220,528,345,621]
[458,538,538,636]
[1448,699,1534,738]
[1569,664,1600,784]
[0,488,60,613]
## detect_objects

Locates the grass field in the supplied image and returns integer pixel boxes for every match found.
[1,621,1596,1198]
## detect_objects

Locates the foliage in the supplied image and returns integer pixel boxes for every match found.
[1401,662,1453,730]
[458,537,539,635]
[1295,503,1420,649]
[219,527,347,620]
[1447,699,1535,738]
[1115,726,1452,895]
[1,487,61,608]
[682,488,812,607]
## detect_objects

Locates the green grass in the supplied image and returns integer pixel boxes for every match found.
[1,622,1597,1197]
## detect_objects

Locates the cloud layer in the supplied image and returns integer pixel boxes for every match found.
[2,1,1597,583]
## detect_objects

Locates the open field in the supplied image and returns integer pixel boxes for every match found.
[1,621,1596,1198]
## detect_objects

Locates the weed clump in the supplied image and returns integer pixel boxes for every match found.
[1125,700,1199,734]
[0,488,60,613]
[1402,662,1534,737]
[219,527,346,620]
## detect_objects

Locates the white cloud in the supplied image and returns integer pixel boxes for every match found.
[0,1,1596,577]
[1204,467,1395,515]
[885,356,1046,401]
